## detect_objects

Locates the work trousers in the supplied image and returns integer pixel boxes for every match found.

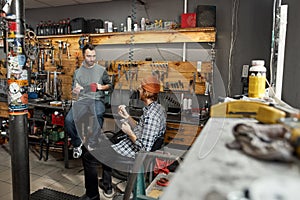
[81,137,134,198]
[65,99,105,147]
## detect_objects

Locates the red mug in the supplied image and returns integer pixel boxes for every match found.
[90,83,97,92]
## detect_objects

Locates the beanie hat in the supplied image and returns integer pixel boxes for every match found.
[141,76,160,94]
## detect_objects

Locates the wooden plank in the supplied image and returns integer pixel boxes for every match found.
[90,28,216,45]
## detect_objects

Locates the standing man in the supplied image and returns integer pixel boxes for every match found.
[65,44,112,158]
[79,76,166,200]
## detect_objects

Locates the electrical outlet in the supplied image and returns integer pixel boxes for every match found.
[241,65,249,78]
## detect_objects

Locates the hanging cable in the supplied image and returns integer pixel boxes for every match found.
[227,0,240,97]
[129,0,137,91]
[269,0,282,88]
[129,0,137,64]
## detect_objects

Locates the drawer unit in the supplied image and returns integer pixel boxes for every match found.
[164,122,202,146]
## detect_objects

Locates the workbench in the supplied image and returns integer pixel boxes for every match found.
[28,100,71,168]
[161,118,300,200]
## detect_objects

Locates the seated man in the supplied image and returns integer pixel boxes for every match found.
[65,44,112,158]
[79,76,166,200]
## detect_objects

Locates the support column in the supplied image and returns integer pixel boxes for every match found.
[5,1,30,200]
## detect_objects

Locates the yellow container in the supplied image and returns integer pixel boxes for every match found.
[248,60,266,98]
[248,76,266,98]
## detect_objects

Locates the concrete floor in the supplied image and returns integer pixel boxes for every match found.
[0,142,124,200]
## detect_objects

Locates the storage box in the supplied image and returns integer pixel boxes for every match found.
[181,13,196,28]
[146,173,173,199]
[52,114,64,126]
[70,17,87,34]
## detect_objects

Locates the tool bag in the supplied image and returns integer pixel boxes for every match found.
[86,19,104,33]
[70,17,87,34]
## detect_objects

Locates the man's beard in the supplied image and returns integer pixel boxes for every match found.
[85,61,95,67]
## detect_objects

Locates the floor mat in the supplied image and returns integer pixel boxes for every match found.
[30,188,79,200]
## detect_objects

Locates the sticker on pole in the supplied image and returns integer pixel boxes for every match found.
[7,80,28,114]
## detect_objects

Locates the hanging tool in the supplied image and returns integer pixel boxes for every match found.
[66,42,71,59]
[55,40,63,69]
[39,49,45,72]
[165,62,169,78]
[118,64,121,80]
[45,49,49,62]
[62,41,67,54]
[75,51,80,69]
[24,29,39,61]
[78,35,89,49]
[124,70,129,81]
[53,71,58,100]
[193,72,196,92]
[50,46,55,65]
[135,68,138,81]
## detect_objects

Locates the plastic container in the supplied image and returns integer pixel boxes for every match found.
[127,16,132,32]
[248,60,266,98]
[141,17,146,31]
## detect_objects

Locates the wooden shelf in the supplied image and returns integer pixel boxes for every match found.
[35,27,216,100]
[37,27,216,45]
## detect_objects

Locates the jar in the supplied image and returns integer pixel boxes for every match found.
[248,60,266,98]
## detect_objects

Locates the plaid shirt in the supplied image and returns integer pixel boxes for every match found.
[112,101,166,158]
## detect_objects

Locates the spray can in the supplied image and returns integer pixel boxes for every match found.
[248,60,266,98]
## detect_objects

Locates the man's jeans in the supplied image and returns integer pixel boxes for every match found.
[65,99,105,148]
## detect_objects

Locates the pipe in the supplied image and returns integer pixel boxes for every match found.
[182,0,188,61]
[8,1,30,200]
[10,115,29,200]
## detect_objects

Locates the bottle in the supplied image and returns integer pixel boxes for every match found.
[36,24,40,36]
[127,16,132,32]
[57,20,62,34]
[141,17,145,31]
[188,97,192,112]
[120,23,124,32]
[108,21,113,32]
[65,18,71,34]
[53,23,59,35]
[133,23,138,31]
[39,21,44,36]
[61,19,66,34]
[183,97,188,112]
[104,21,109,32]
[248,60,267,98]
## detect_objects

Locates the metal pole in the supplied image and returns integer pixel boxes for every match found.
[6,0,30,200]
[10,115,29,200]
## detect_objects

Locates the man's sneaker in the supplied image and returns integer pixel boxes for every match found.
[99,179,114,198]
[73,143,82,158]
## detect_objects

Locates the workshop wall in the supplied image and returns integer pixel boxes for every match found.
[24,0,300,109]
[281,0,300,108]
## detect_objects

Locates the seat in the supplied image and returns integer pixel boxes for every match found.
[107,135,181,200]
[112,147,181,200]
[99,131,164,192]
[104,134,165,184]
